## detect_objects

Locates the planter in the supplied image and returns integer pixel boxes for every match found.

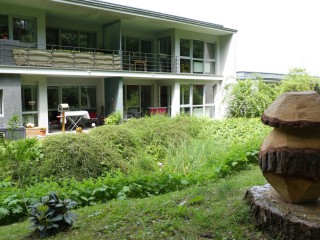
[26,127,46,138]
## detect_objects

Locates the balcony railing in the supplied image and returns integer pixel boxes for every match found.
[0,41,215,75]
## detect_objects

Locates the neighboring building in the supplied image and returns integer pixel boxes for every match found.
[0,0,237,131]
[236,71,285,83]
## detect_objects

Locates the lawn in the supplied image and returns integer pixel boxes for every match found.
[0,166,269,240]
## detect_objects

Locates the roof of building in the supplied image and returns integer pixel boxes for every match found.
[236,71,285,83]
[59,0,238,33]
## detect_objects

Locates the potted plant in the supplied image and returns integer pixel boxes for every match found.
[39,128,46,136]
[1,33,8,40]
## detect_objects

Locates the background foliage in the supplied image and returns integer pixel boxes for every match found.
[225,68,320,118]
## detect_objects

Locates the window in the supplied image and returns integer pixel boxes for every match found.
[123,85,153,116]
[180,84,216,118]
[46,28,97,50]
[13,17,37,43]
[81,86,96,109]
[180,38,215,74]
[62,87,79,110]
[0,89,3,116]
[48,86,96,124]
[0,14,9,39]
[21,85,38,125]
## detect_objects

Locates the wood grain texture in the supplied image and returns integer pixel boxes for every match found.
[261,91,320,128]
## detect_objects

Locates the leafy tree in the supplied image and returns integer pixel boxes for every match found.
[225,76,278,118]
[278,68,319,94]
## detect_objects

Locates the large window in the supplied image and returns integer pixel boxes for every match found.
[46,28,97,50]
[0,14,8,39]
[123,85,153,117]
[121,36,153,71]
[13,17,37,43]
[180,39,215,74]
[0,89,3,116]
[48,86,96,124]
[180,84,216,118]
[21,85,38,126]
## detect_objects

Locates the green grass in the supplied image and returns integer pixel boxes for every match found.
[0,166,268,240]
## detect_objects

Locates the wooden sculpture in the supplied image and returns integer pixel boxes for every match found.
[259,91,320,203]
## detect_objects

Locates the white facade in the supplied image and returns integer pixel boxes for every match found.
[0,0,237,131]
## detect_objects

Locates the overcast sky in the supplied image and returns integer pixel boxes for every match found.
[104,0,320,75]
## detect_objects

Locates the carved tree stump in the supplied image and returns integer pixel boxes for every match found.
[245,184,320,240]
[259,91,320,203]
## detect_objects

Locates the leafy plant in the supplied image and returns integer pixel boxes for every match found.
[29,192,77,238]
[224,78,278,118]
[104,112,122,125]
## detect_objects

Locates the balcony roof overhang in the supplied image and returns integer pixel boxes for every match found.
[0,66,224,81]
[3,0,237,35]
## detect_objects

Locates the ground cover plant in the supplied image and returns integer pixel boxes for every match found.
[0,116,271,237]
[0,166,268,240]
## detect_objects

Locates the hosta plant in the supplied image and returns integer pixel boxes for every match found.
[29,192,77,238]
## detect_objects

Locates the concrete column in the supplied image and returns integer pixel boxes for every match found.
[171,81,180,117]
[38,77,48,130]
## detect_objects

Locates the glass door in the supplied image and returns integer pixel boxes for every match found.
[158,37,171,72]
[159,86,171,115]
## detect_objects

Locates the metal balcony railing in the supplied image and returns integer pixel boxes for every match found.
[0,41,215,75]
[0,41,179,73]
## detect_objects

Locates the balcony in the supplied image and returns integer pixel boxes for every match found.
[0,41,215,75]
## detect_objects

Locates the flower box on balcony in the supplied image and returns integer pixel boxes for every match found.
[12,48,121,70]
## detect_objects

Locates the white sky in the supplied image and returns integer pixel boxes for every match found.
[103,0,320,75]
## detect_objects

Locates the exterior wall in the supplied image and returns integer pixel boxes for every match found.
[216,33,237,118]
[0,74,22,126]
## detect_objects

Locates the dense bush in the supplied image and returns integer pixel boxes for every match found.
[224,78,278,118]
[20,134,127,183]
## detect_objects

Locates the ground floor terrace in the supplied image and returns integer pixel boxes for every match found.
[0,72,225,132]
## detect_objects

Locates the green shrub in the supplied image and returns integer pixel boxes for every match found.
[24,134,127,182]
[104,112,122,125]
[90,124,140,161]
[225,79,278,118]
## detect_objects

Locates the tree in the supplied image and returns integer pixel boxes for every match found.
[224,77,278,118]
[278,68,319,94]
